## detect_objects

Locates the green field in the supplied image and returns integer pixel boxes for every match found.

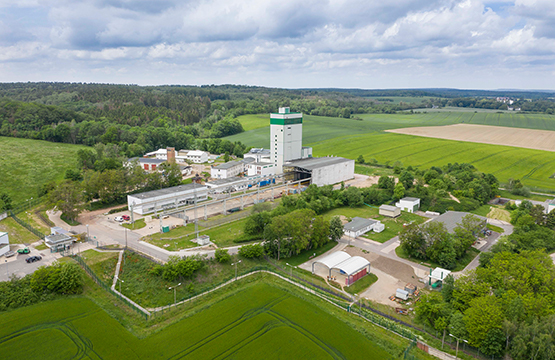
[0,137,89,203]
[0,281,398,359]
[228,112,555,191]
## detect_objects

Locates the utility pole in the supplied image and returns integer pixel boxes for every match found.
[194,181,199,240]
[449,334,468,359]
[169,283,182,305]
[232,260,242,280]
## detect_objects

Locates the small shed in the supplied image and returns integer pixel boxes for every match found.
[396,288,409,300]
[379,204,401,218]
[373,222,385,233]
[429,267,451,288]
[196,235,210,246]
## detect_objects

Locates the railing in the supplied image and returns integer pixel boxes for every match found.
[9,211,45,239]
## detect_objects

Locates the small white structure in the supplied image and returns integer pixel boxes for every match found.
[127,184,208,215]
[428,267,452,288]
[247,162,276,177]
[51,227,72,236]
[211,160,245,179]
[45,234,74,252]
[396,289,409,301]
[178,150,209,164]
[379,204,401,218]
[343,217,383,238]
[195,235,210,246]
[0,232,9,257]
[145,148,172,159]
[396,197,420,213]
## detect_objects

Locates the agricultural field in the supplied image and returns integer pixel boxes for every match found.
[388,124,555,152]
[0,137,89,204]
[0,281,405,360]
[228,111,555,191]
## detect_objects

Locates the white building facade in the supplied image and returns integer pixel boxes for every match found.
[396,197,421,213]
[211,160,245,179]
[178,150,209,163]
[247,162,276,177]
[0,232,9,257]
[127,184,208,215]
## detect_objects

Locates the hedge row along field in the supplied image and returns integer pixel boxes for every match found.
[0,282,392,360]
[227,112,555,191]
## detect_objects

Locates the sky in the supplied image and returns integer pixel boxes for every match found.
[1,0,555,89]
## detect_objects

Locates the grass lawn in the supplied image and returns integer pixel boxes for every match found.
[0,278,417,360]
[16,208,50,235]
[322,205,379,220]
[34,242,48,251]
[0,217,40,244]
[470,204,492,217]
[0,137,89,204]
[277,241,339,267]
[487,207,511,222]
[497,189,553,202]
[344,273,379,295]
[122,218,146,230]
[355,164,395,177]
[117,251,267,308]
[487,224,505,233]
[80,249,119,283]
[395,246,480,272]
[202,217,258,247]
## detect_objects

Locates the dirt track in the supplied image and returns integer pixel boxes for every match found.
[387,124,555,152]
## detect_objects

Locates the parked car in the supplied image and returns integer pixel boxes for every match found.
[25,255,42,263]
[122,215,130,221]
[17,247,30,254]
[5,251,15,258]
[114,216,124,222]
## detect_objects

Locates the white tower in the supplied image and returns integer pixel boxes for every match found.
[270,107,303,173]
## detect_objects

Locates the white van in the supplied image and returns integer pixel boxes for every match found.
[114,216,124,222]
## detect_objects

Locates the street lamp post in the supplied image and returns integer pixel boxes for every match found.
[5,259,8,278]
[449,334,468,359]
[168,283,182,305]
[231,260,242,280]
[116,276,124,294]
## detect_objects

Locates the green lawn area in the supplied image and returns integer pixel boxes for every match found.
[0,278,422,360]
[395,246,480,272]
[354,164,395,177]
[202,217,258,247]
[34,242,48,250]
[0,217,40,244]
[470,204,492,217]
[15,208,51,235]
[278,240,339,267]
[226,112,555,192]
[80,249,119,283]
[497,189,553,201]
[344,273,379,295]
[0,137,89,203]
[122,218,146,230]
[487,223,505,233]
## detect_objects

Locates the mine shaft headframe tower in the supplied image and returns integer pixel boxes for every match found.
[270,107,303,174]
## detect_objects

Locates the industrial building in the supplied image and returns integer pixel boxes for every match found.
[396,197,421,213]
[0,232,9,257]
[127,184,208,215]
[211,160,246,179]
[343,217,384,238]
[312,251,371,286]
[178,150,209,163]
[127,157,166,171]
[431,211,487,234]
[247,162,276,177]
[283,156,355,186]
[44,233,74,252]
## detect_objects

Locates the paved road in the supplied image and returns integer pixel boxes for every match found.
[0,246,63,282]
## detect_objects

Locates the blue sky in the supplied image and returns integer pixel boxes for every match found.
[0,0,554,89]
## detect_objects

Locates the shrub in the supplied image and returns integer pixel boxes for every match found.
[238,244,264,258]
[215,249,231,263]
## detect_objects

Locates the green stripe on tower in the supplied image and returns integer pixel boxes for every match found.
[270,118,303,125]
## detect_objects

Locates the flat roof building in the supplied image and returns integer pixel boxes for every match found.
[211,160,245,179]
[45,233,74,252]
[431,211,487,233]
[379,204,401,218]
[127,184,208,215]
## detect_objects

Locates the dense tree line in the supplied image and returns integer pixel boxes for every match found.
[422,97,555,114]
[0,262,83,311]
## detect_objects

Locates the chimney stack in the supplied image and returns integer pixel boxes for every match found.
[166,147,175,164]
